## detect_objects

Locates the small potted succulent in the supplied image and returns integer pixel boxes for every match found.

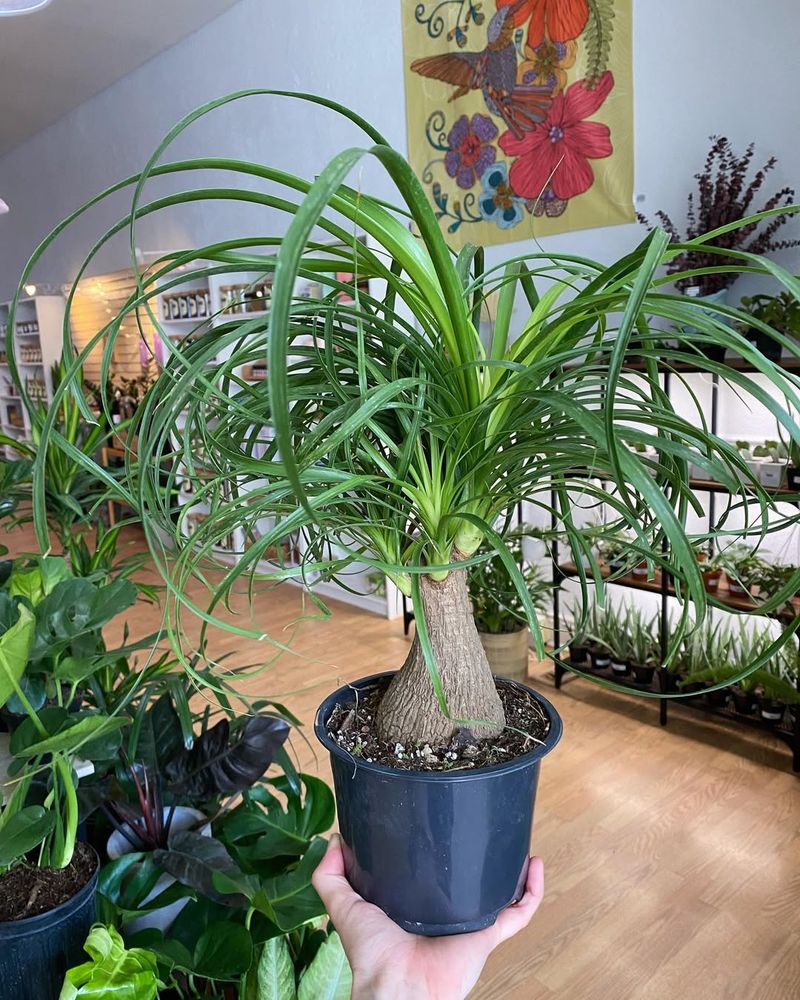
[601,603,630,676]
[627,609,659,686]
[468,528,552,681]
[779,429,800,491]
[750,440,788,488]
[758,645,800,723]
[718,545,763,597]
[680,623,732,708]
[731,672,759,715]
[694,542,724,593]
[566,605,590,664]
[585,603,612,670]
[596,534,629,574]
[753,561,800,615]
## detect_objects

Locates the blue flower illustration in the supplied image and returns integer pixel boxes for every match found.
[478,162,525,230]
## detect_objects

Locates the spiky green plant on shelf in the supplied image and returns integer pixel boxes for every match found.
[626,608,659,667]
[10,91,800,745]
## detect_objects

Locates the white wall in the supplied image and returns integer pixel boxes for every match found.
[1,0,799,300]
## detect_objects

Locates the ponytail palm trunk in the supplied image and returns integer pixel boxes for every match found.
[12,91,800,747]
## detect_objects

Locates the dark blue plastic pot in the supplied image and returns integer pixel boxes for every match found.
[315,672,562,936]
[0,847,98,1000]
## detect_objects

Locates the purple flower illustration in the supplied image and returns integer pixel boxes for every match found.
[445,114,499,190]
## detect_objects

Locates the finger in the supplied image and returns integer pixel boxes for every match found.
[315,833,346,877]
[492,857,544,944]
[311,834,361,925]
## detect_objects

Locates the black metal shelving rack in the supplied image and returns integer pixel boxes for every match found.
[551,361,800,773]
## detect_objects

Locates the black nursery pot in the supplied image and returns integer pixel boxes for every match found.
[731,689,757,715]
[787,467,800,491]
[0,846,99,1000]
[747,330,782,362]
[568,641,588,664]
[631,662,656,685]
[589,646,611,670]
[315,672,562,936]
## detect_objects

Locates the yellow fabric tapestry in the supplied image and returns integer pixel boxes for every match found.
[402,0,634,247]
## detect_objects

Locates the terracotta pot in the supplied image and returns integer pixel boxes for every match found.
[478,627,530,681]
[702,569,722,592]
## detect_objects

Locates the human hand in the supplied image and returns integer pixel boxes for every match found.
[312,833,544,1000]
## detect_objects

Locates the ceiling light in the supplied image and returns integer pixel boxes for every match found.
[24,283,37,296]
[0,0,54,15]
[0,199,9,215]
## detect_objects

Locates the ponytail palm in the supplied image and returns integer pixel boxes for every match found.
[13,91,800,746]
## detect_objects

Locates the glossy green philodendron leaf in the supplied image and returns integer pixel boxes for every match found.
[58,924,161,1000]
[0,602,35,710]
[0,806,55,866]
[31,576,137,662]
[192,922,254,981]
[8,556,72,606]
[297,933,351,1000]
[247,936,297,1000]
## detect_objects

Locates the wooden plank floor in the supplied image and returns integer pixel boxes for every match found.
[8,522,799,999]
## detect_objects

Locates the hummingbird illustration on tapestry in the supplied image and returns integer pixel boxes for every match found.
[410,0,552,139]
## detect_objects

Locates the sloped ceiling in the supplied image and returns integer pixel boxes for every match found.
[0,0,240,156]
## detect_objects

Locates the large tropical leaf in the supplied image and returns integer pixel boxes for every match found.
[297,933,351,1000]
[153,830,248,906]
[58,924,161,1000]
[165,716,290,799]
[0,806,55,866]
[247,936,297,1000]
[0,602,35,710]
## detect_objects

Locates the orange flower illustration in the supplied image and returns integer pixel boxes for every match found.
[517,36,577,95]
[496,0,589,48]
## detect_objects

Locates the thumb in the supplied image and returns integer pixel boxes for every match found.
[312,834,359,924]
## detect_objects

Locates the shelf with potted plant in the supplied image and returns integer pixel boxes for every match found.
[558,608,800,749]
[667,619,800,743]
[554,540,800,768]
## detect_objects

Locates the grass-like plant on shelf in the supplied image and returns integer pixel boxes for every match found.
[468,525,551,634]
[11,91,800,746]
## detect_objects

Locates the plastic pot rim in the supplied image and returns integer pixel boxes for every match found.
[315,671,562,782]
[0,843,99,938]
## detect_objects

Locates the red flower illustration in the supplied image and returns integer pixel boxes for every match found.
[499,71,614,201]
[496,0,589,48]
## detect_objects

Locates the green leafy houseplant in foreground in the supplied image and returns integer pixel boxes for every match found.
[12,90,800,747]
